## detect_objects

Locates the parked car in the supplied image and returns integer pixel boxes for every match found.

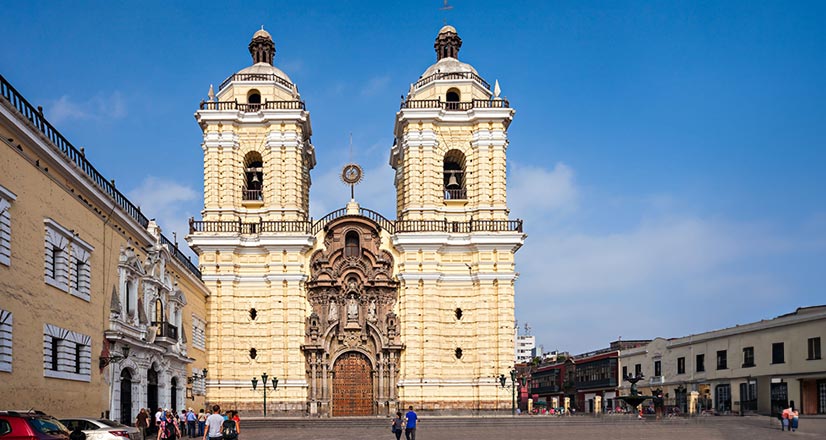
[0,410,70,440]
[57,419,140,440]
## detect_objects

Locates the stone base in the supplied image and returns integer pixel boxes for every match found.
[215,399,512,417]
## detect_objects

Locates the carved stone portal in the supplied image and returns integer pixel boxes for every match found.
[302,216,403,416]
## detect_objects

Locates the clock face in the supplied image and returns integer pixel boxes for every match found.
[341,164,363,185]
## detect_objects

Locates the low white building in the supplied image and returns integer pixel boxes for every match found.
[516,335,536,364]
[618,306,826,416]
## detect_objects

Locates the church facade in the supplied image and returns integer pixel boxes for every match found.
[187,26,525,416]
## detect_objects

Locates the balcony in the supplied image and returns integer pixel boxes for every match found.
[151,322,178,341]
[444,188,466,200]
[400,98,510,111]
[219,72,293,90]
[199,100,305,111]
[413,71,491,90]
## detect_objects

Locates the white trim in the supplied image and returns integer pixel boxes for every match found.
[42,323,91,382]
[0,309,12,372]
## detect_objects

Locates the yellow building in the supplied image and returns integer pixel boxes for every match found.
[0,75,209,420]
[188,26,525,416]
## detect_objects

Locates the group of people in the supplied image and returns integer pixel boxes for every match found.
[780,404,800,432]
[390,406,418,440]
[133,407,239,440]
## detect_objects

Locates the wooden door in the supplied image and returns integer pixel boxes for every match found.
[332,352,373,416]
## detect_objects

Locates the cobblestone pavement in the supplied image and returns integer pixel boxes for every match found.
[234,416,826,440]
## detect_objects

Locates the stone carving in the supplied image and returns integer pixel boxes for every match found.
[347,295,359,322]
[328,300,338,322]
[367,299,377,322]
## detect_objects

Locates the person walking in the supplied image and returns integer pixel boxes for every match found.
[186,409,196,438]
[390,411,404,440]
[196,410,206,438]
[203,405,224,440]
[404,406,418,440]
[135,409,149,440]
[231,411,240,437]
[157,411,180,440]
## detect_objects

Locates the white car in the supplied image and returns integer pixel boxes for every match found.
[59,418,141,440]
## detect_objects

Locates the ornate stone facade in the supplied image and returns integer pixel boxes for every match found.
[189,26,524,416]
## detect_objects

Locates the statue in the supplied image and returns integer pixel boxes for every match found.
[367,299,377,322]
[328,300,338,322]
[347,295,358,321]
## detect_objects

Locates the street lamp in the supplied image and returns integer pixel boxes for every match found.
[498,369,519,416]
[251,372,279,416]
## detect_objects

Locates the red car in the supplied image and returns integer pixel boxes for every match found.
[0,411,69,440]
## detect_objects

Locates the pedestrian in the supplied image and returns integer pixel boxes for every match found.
[155,408,164,435]
[203,405,224,440]
[136,408,149,440]
[197,409,206,437]
[404,406,418,440]
[781,405,791,431]
[790,406,799,432]
[231,411,240,436]
[186,408,196,438]
[157,411,180,440]
[179,410,187,436]
[220,411,238,440]
[390,411,403,440]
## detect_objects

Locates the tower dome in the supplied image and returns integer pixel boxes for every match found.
[249,27,276,65]
[417,25,483,85]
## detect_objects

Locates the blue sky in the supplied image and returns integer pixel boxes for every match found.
[2,1,824,354]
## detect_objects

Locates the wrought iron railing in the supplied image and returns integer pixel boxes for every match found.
[401,98,510,111]
[242,189,263,201]
[0,75,202,280]
[151,322,178,340]
[444,188,467,200]
[190,215,522,235]
[199,100,305,111]
[414,71,491,90]
[160,235,202,279]
[219,72,293,90]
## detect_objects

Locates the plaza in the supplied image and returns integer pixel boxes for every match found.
[233,416,826,440]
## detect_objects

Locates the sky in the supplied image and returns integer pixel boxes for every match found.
[2,0,824,354]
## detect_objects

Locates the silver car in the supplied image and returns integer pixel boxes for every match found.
[59,419,141,440]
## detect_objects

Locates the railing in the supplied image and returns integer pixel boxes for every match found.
[401,98,510,111]
[310,207,396,235]
[199,100,305,111]
[190,216,522,235]
[151,322,178,340]
[414,71,491,90]
[160,235,202,279]
[242,189,263,201]
[444,188,466,200]
[219,73,293,90]
[0,75,202,280]
[395,219,523,233]
[189,218,312,234]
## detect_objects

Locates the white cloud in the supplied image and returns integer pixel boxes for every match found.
[46,92,127,124]
[127,176,199,253]
[508,161,578,219]
[360,76,391,97]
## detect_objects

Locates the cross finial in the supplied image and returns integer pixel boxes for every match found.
[439,0,453,25]
[261,25,264,31]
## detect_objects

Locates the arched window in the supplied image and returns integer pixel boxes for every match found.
[446,88,460,110]
[344,231,360,258]
[243,151,264,201]
[247,89,261,111]
[443,149,466,200]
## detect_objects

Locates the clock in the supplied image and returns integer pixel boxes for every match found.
[341,163,364,185]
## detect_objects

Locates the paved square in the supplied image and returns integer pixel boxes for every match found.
[234,416,826,440]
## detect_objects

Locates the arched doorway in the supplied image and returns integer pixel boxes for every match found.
[170,377,178,412]
[332,352,373,416]
[120,369,133,425]
[147,368,158,412]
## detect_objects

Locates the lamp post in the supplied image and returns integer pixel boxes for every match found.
[251,373,279,416]
[498,369,519,416]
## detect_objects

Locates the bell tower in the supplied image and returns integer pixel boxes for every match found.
[391,25,512,224]
[188,28,315,415]
[390,26,524,412]
[197,28,315,223]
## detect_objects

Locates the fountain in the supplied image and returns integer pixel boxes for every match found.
[616,373,653,413]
